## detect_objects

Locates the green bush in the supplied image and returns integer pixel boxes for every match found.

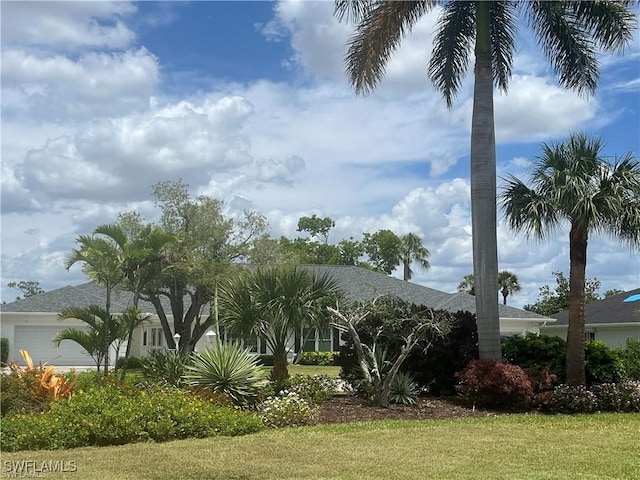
[550,382,640,414]
[456,360,533,410]
[339,304,476,395]
[140,349,191,387]
[115,356,144,370]
[184,344,265,406]
[297,351,339,366]
[0,337,8,365]
[260,374,339,405]
[259,391,318,428]
[1,372,50,417]
[502,333,566,381]
[585,341,625,385]
[619,338,640,381]
[256,354,275,366]
[0,384,263,452]
[389,371,419,405]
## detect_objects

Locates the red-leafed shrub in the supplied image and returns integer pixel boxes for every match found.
[456,360,533,410]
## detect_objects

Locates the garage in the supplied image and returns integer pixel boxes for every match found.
[14,326,93,366]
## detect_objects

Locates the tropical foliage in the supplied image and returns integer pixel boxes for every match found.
[184,344,265,406]
[220,266,341,381]
[335,0,636,362]
[399,233,430,281]
[501,133,640,385]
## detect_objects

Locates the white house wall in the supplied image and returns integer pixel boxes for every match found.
[541,324,640,349]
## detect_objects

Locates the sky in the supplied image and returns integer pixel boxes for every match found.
[1,0,639,308]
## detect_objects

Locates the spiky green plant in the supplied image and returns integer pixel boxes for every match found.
[184,344,265,406]
[389,371,419,405]
[140,349,190,388]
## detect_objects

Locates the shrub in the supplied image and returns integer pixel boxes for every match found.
[550,385,598,413]
[0,384,263,452]
[389,371,419,405]
[184,344,265,406]
[0,337,8,365]
[115,356,144,370]
[259,391,318,428]
[256,354,275,366]
[297,351,340,366]
[1,351,75,417]
[619,338,640,381]
[456,360,533,410]
[585,341,625,385]
[289,374,339,403]
[338,306,475,396]
[502,333,566,382]
[140,349,190,387]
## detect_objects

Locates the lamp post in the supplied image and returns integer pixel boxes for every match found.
[205,330,217,349]
[173,333,181,352]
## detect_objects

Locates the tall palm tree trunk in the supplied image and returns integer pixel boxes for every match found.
[566,225,588,385]
[403,259,411,281]
[471,1,501,360]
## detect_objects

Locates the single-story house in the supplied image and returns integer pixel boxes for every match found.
[541,288,640,348]
[0,265,553,366]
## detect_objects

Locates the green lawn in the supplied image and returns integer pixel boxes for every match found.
[3,413,638,479]
[284,364,341,377]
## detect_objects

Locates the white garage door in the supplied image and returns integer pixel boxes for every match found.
[14,326,94,366]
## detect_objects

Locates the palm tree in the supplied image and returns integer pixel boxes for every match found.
[501,132,640,385]
[457,274,476,296]
[55,305,118,373]
[220,266,341,381]
[65,228,128,374]
[498,270,521,305]
[334,1,635,360]
[400,233,431,281]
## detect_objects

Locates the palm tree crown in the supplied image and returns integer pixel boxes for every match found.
[400,233,431,281]
[335,1,636,362]
[500,132,640,385]
[498,270,521,305]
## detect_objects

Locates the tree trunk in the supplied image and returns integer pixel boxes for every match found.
[270,344,290,382]
[403,259,410,281]
[502,288,508,305]
[471,1,501,359]
[566,225,588,385]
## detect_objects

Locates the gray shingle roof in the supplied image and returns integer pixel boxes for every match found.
[300,265,549,320]
[1,265,549,321]
[550,288,640,326]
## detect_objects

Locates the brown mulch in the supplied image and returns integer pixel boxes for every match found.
[317,395,506,424]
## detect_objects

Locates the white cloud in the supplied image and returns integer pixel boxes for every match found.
[1,1,136,51]
[2,48,159,121]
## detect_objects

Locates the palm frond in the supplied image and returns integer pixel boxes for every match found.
[428,0,475,107]
[334,0,379,24]
[94,223,128,250]
[526,1,599,95]
[568,1,636,53]
[490,0,518,93]
[345,0,437,94]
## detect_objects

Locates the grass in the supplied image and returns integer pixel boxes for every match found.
[3,413,638,479]
[285,364,341,377]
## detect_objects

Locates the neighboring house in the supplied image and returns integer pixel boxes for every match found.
[0,265,553,366]
[541,288,640,348]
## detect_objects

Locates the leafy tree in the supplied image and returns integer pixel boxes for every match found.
[335,0,636,361]
[524,271,602,317]
[328,295,450,407]
[297,215,336,244]
[7,281,44,300]
[501,133,640,385]
[362,230,402,274]
[131,180,268,353]
[498,270,521,305]
[338,237,365,266]
[457,274,476,296]
[220,266,341,381]
[604,289,625,298]
[399,233,430,281]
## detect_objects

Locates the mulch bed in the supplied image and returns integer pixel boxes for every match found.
[317,395,506,424]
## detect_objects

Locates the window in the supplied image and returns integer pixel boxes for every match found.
[300,327,333,352]
[585,332,596,342]
[143,327,164,347]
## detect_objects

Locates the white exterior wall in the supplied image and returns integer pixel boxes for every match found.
[541,324,640,349]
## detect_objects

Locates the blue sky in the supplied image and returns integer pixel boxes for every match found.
[1,1,639,307]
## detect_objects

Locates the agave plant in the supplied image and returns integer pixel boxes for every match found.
[139,349,190,388]
[389,371,419,406]
[184,344,265,406]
